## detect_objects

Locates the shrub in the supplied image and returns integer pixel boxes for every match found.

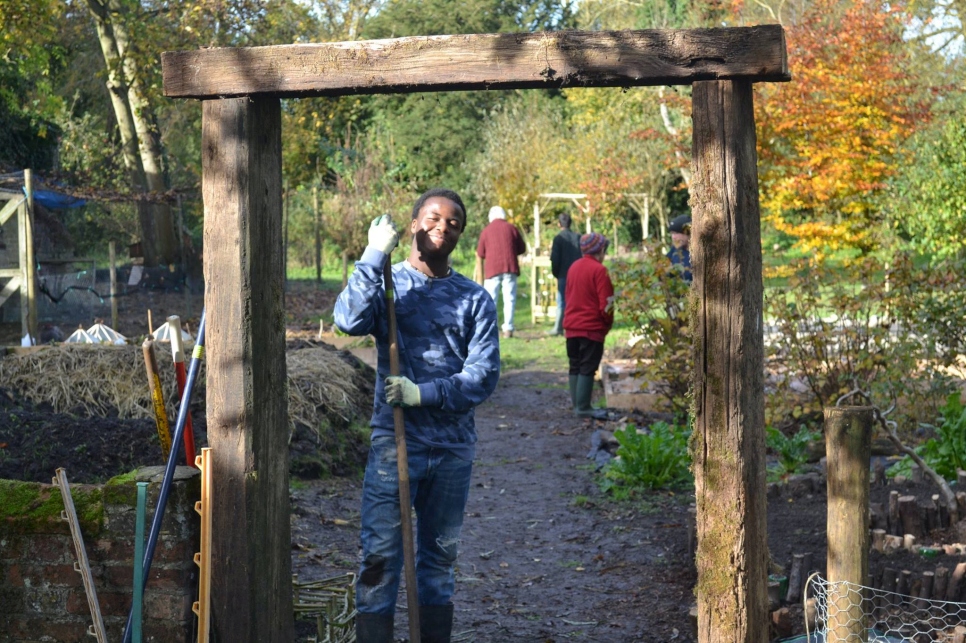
[610,244,692,415]
[764,253,965,435]
[600,422,692,495]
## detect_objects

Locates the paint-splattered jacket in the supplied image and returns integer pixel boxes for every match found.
[334,248,501,461]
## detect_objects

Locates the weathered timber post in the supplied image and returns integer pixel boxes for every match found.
[109,241,118,330]
[690,79,769,643]
[825,406,873,643]
[201,96,293,642]
[23,168,38,342]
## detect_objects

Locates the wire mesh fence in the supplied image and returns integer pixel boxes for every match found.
[807,573,966,642]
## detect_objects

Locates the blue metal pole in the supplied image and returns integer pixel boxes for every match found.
[122,309,206,643]
[132,481,148,643]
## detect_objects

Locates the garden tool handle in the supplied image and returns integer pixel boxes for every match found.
[383,257,422,642]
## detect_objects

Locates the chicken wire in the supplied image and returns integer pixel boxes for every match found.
[807,573,966,642]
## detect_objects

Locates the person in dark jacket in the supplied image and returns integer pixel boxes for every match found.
[667,214,692,283]
[549,213,582,336]
[563,232,613,420]
[476,206,527,338]
[334,188,501,643]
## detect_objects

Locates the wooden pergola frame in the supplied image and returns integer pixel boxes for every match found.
[162,25,789,643]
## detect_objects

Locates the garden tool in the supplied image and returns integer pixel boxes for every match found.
[382,254,421,643]
[141,338,172,458]
[167,315,196,466]
[122,309,207,643]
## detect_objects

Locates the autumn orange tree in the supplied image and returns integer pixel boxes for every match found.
[755,0,932,255]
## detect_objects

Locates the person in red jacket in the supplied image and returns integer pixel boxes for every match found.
[563,232,613,419]
[476,206,527,338]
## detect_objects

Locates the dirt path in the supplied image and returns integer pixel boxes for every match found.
[291,369,697,642]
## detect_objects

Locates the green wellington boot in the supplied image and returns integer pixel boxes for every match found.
[356,613,394,643]
[420,604,455,643]
[568,374,579,410]
[574,374,607,420]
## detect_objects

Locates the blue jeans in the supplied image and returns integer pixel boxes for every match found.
[356,435,473,615]
[483,272,518,332]
[553,279,566,334]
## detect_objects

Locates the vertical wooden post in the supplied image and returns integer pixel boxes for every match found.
[202,96,293,643]
[533,202,541,252]
[109,241,119,330]
[23,169,38,342]
[17,197,29,342]
[690,79,768,643]
[313,185,321,284]
[176,193,192,318]
[825,406,873,643]
[283,178,289,294]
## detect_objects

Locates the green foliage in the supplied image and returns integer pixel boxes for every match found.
[891,394,966,481]
[609,245,692,415]
[764,253,965,434]
[766,425,821,480]
[600,422,692,495]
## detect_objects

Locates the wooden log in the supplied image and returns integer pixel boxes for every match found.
[934,566,949,602]
[903,534,917,550]
[691,79,768,643]
[957,491,966,518]
[767,581,781,611]
[163,26,791,99]
[873,459,887,486]
[870,503,887,530]
[889,490,901,536]
[911,463,923,483]
[919,571,934,607]
[824,406,873,643]
[948,562,966,601]
[957,469,966,488]
[202,96,293,643]
[882,568,898,606]
[884,534,903,554]
[898,495,923,538]
[871,529,886,553]
[770,607,792,639]
[799,552,813,600]
[786,553,805,604]
[952,625,966,643]
[897,569,911,598]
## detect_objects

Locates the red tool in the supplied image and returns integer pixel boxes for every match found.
[168,315,196,467]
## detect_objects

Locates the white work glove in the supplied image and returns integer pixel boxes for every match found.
[385,376,421,407]
[367,214,399,255]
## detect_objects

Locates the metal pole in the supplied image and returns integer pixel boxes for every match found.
[122,309,207,643]
[382,259,421,642]
[132,481,148,643]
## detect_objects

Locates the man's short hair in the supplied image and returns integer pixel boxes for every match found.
[668,214,692,235]
[412,188,466,223]
[559,213,572,229]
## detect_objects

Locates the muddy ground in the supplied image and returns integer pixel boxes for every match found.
[2,285,963,642]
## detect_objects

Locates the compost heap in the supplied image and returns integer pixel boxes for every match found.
[0,341,374,483]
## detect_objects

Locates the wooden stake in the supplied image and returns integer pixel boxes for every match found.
[148,309,154,335]
[23,168,37,343]
[109,241,119,331]
[935,566,949,601]
[889,490,900,536]
[898,495,923,538]
[947,562,966,601]
[383,259,421,643]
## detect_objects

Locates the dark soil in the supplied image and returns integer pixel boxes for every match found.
[2,285,961,642]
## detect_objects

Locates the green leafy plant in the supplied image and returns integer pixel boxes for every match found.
[890,394,966,481]
[600,422,692,495]
[766,425,821,481]
[610,246,692,415]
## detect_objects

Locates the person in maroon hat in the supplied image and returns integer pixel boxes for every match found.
[563,232,613,419]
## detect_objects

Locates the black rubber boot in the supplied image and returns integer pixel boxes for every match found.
[574,375,607,419]
[420,604,454,643]
[568,374,578,409]
[356,612,394,643]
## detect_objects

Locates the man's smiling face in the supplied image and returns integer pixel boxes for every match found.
[411,196,464,258]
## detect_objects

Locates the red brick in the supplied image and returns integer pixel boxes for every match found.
[29,535,71,563]
[155,538,195,563]
[146,565,189,590]
[23,586,67,614]
[1,535,26,558]
[3,561,23,584]
[31,617,92,642]
[90,538,134,562]
[144,591,189,621]
[103,562,135,588]
[144,618,193,642]
[44,563,85,587]
[67,588,130,617]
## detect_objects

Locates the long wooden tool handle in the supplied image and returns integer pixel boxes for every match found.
[383,259,421,641]
[142,338,173,458]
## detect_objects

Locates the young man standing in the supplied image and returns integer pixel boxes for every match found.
[334,188,501,643]
[549,212,582,336]
[476,205,527,338]
[563,232,614,420]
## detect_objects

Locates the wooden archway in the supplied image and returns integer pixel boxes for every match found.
[162,26,789,643]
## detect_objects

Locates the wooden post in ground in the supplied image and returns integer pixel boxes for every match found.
[690,79,769,643]
[23,168,38,342]
[313,185,321,284]
[201,96,293,642]
[109,241,118,330]
[825,405,873,643]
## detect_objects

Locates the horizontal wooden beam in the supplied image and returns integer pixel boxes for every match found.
[163,26,789,99]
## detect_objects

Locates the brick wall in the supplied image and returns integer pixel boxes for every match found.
[1,466,200,643]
